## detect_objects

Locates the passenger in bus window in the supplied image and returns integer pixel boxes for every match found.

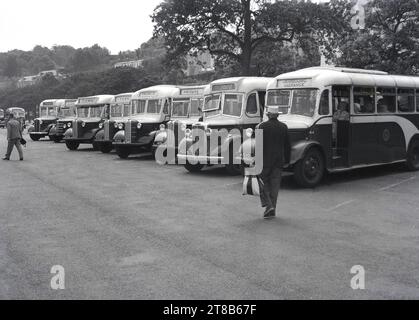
[377,97,389,113]
[333,101,350,121]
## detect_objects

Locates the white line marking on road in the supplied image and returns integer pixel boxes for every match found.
[326,200,356,212]
[378,177,416,192]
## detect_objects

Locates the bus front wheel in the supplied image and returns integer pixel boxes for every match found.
[294,148,325,188]
[116,147,130,159]
[66,141,79,151]
[101,143,113,154]
[184,162,204,173]
[406,139,419,171]
[30,134,40,141]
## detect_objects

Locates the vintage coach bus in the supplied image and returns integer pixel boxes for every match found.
[152,85,207,161]
[95,92,133,154]
[28,99,58,141]
[49,99,77,142]
[241,67,419,187]
[176,77,272,174]
[5,107,26,129]
[0,108,5,128]
[113,85,179,159]
[64,95,113,150]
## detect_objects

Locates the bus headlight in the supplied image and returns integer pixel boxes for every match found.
[159,124,166,131]
[185,128,192,138]
[180,123,187,132]
[118,123,124,130]
[114,122,119,129]
[205,128,212,136]
[39,120,43,125]
[99,123,103,129]
[246,128,254,138]
[81,121,86,128]
[137,123,142,129]
[67,122,72,128]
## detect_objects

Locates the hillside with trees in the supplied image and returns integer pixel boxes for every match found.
[1,0,418,115]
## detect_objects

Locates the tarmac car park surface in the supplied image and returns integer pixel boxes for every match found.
[1,129,419,299]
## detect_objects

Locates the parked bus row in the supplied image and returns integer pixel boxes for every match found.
[25,67,419,187]
[0,107,26,129]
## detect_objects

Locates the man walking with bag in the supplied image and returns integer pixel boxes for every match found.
[258,106,290,219]
[3,112,24,161]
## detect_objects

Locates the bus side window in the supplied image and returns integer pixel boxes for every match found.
[319,90,330,115]
[397,89,415,113]
[246,93,258,116]
[354,87,375,114]
[258,91,266,111]
[376,87,396,113]
[163,99,169,115]
[332,86,350,114]
[417,90,419,112]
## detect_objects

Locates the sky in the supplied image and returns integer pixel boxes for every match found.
[0,0,163,54]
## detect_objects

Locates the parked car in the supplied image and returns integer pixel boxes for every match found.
[64,95,113,151]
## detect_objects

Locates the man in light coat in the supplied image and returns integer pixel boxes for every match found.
[3,112,24,161]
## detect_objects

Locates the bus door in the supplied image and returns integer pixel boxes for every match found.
[351,87,378,165]
[332,86,351,168]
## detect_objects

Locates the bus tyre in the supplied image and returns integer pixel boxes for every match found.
[116,148,130,159]
[100,143,113,154]
[92,142,100,151]
[294,148,324,188]
[225,163,244,176]
[184,162,204,173]
[65,141,79,151]
[30,134,40,141]
[406,139,419,171]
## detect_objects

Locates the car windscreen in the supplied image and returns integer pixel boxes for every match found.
[77,107,89,118]
[290,89,317,117]
[147,99,161,114]
[132,100,146,115]
[111,104,124,117]
[203,94,221,117]
[90,106,104,118]
[190,98,203,116]
[266,90,291,114]
[172,99,189,117]
[40,107,48,117]
[58,108,73,117]
[223,94,243,117]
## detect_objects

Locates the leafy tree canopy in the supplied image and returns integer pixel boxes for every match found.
[152,0,347,75]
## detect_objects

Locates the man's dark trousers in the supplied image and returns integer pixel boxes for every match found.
[5,138,23,160]
[260,167,282,210]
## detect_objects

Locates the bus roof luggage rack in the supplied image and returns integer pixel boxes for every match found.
[304,66,389,76]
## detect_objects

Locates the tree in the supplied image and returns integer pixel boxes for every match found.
[3,55,20,78]
[325,0,419,74]
[152,0,346,76]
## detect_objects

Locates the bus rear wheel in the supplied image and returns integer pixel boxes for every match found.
[406,139,419,171]
[100,143,113,154]
[116,147,130,159]
[184,162,204,173]
[65,141,79,151]
[92,142,100,151]
[30,134,40,141]
[294,148,324,188]
[225,163,244,176]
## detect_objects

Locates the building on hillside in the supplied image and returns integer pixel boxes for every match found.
[17,69,65,88]
[114,60,143,69]
[184,51,215,77]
